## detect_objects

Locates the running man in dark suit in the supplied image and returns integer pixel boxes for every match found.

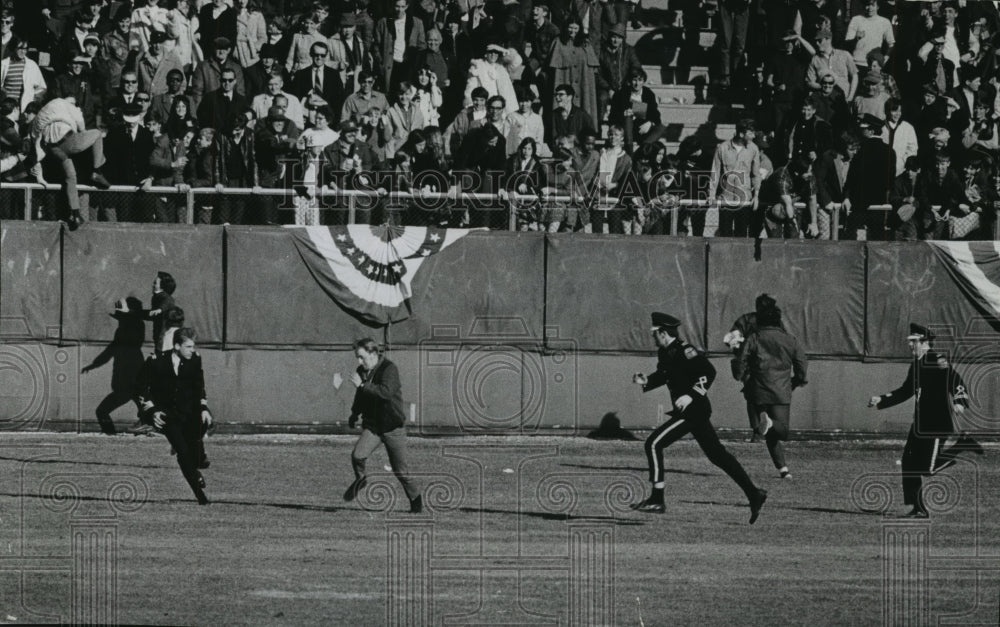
[868,323,984,518]
[137,327,212,505]
[344,338,422,513]
[631,312,768,524]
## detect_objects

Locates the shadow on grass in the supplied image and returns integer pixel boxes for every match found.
[0,490,344,513]
[454,506,647,526]
[680,499,871,517]
[0,454,163,470]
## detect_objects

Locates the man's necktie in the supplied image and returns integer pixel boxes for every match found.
[935,58,947,93]
[314,68,322,93]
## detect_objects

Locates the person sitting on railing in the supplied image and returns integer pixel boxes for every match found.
[254,105,301,224]
[759,154,819,239]
[812,130,859,240]
[888,156,922,242]
[184,127,222,224]
[608,68,666,152]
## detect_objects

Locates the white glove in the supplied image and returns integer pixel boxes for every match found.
[868,396,881,408]
[675,395,693,412]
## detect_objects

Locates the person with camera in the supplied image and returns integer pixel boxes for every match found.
[136,327,213,505]
[630,312,767,524]
[343,338,423,514]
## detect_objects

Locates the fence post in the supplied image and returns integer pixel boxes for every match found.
[185,188,195,224]
[24,186,32,220]
[348,193,356,224]
[508,199,516,231]
[832,203,840,240]
[670,201,679,235]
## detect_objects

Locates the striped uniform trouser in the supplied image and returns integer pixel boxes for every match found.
[643,401,757,500]
[900,424,951,507]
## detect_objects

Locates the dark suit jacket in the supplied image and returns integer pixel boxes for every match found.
[197,4,237,58]
[290,65,346,114]
[104,125,155,184]
[350,357,406,434]
[139,351,208,422]
[196,89,250,133]
[812,149,850,207]
[846,136,896,209]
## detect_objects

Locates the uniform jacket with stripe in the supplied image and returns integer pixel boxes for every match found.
[877,350,969,436]
[642,338,717,405]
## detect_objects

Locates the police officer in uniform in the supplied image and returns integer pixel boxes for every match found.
[868,323,983,518]
[631,313,768,524]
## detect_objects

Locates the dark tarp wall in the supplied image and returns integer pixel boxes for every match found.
[867,243,993,359]
[387,232,545,346]
[61,224,224,344]
[226,227,381,346]
[0,222,61,340]
[706,239,866,356]
[545,234,707,351]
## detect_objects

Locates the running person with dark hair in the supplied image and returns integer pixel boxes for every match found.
[344,338,423,513]
[631,313,768,523]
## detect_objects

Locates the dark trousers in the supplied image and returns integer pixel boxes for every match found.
[717,2,750,80]
[95,389,140,432]
[901,425,948,508]
[755,403,790,469]
[717,205,754,237]
[352,427,420,501]
[643,399,758,500]
[591,207,625,233]
[160,414,208,501]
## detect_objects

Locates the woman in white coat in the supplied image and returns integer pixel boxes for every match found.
[1,40,46,114]
[233,0,266,68]
[464,44,519,115]
[165,0,202,70]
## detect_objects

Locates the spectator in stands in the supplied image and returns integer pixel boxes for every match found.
[323,119,379,195]
[1,39,47,114]
[597,23,640,122]
[963,99,999,162]
[137,31,184,97]
[291,41,346,125]
[148,69,186,125]
[846,0,894,77]
[506,84,548,157]
[285,12,325,74]
[865,50,899,100]
[883,98,918,176]
[572,0,615,53]
[131,0,170,54]
[255,105,301,223]
[233,0,267,69]
[341,69,390,122]
[52,55,100,128]
[503,136,548,231]
[807,25,857,100]
[165,95,197,140]
[952,152,992,240]
[329,14,371,95]
[962,17,996,82]
[716,0,751,89]
[813,131,859,239]
[761,155,819,239]
[252,75,304,130]
[413,65,443,127]
[949,65,983,125]
[101,7,134,98]
[787,95,832,165]
[445,85,489,157]
[184,127,222,223]
[458,119,507,227]
[549,18,600,128]
[165,0,200,71]
[382,81,423,158]
[845,113,895,240]
[199,0,238,59]
[245,44,279,98]
[799,0,847,48]
[914,84,947,154]
[767,30,814,138]
[609,68,665,151]
[524,3,561,75]
[190,37,247,111]
[54,10,94,72]
[812,71,850,135]
[550,83,596,144]
[1,8,16,59]
[299,104,339,151]
[197,67,251,134]
[216,110,259,224]
[710,118,761,238]
[852,72,888,121]
[915,27,955,96]
[915,151,963,239]
[592,125,630,234]
[464,43,519,116]
[372,0,426,95]
[104,103,156,220]
[677,135,710,236]
[149,115,189,222]
[888,155,921,241]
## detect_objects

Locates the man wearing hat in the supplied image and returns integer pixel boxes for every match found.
[103,102,155,220]
[101,5,135,96]
[329,13,372,94]
[843,112,895,240]
[189,36,246,111]
[630,312,768,523]
[51,54,100,128]
[597,22,640,121]
[850,70,888,122]
[198,0,238,59]
[255,105,301,224]
[915,27,955,96]
[868,323,982,518]
[807,25,857,100]
[137,30,184,97]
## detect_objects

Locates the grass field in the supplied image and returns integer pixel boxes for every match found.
[0,432,997,626]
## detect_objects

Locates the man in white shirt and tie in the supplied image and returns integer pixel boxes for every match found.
[252,75,305,129]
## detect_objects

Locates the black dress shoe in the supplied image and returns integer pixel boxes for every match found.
[197,473,206,488]
[198,459,211,469]
[343,476,367,502]
[67,210,85,231]
[409,495,423,513]
[99,421,117,435]
[749,489,767,524]
[630,498,665,514]
[897,508,929,519]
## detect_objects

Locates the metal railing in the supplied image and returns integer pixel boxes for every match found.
[0,182,912,239]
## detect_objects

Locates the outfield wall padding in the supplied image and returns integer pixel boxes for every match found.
[225,227,381,347]
[706,240,866,356]
[545,234,707,351]
[388,231,546,346]
[61,224,224,344]
[0,222,62,340]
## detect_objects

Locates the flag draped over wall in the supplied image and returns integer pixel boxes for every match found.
[287,225,478,325]
[927,241,1000,331]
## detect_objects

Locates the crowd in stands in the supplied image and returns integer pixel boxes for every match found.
[0,0,998,239]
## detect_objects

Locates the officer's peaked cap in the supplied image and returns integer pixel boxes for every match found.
[651,312,681,330]
[907,323,934,341]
